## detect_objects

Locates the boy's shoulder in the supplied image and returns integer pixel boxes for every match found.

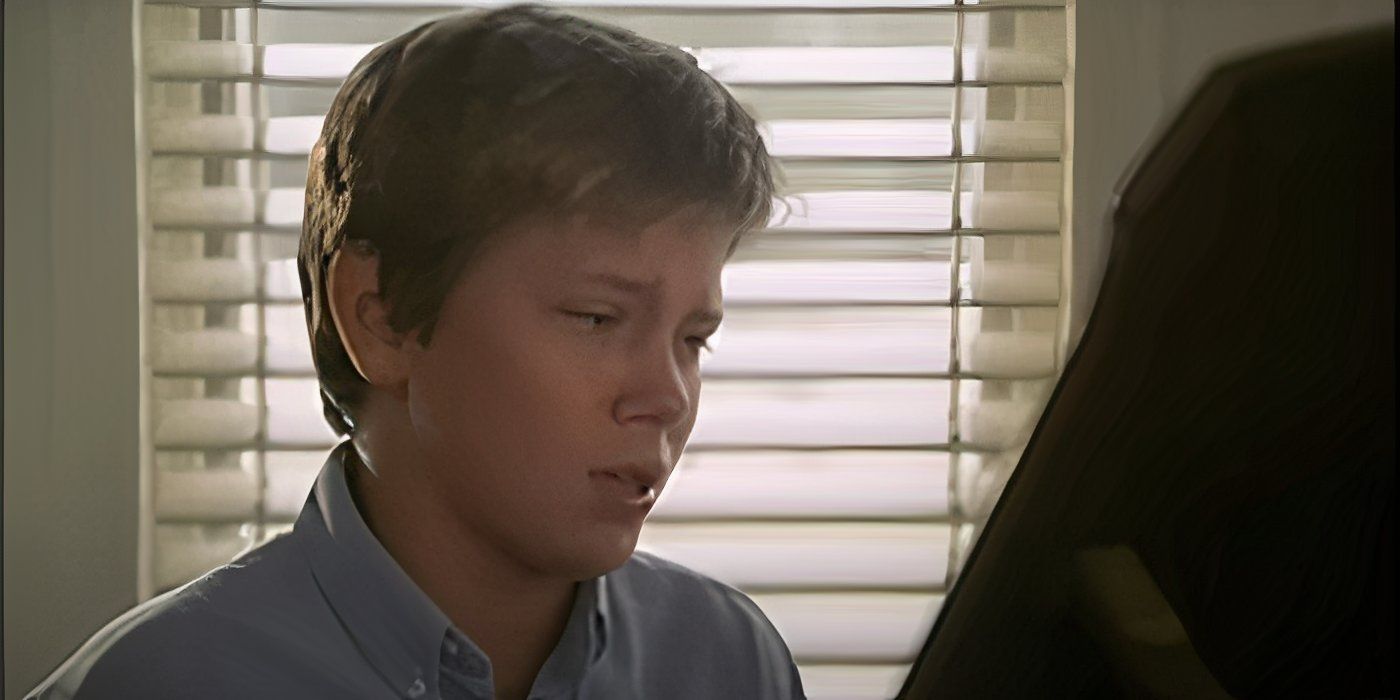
[26,533,367,700]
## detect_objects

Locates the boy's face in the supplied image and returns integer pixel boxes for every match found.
[403,209,731,580]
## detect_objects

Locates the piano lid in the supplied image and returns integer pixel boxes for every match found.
[901,26,1394,699]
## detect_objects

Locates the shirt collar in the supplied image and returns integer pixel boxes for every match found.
[293,440,612,699]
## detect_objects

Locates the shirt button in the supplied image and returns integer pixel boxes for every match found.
[444,639,459,656]
[406,678,426,698]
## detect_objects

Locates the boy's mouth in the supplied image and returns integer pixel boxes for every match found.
[593,464,660,491]
[590,466,660,502]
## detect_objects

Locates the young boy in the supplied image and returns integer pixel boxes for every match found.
[28,4,803,699]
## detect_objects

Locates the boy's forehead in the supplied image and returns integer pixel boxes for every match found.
[488,209,732,284]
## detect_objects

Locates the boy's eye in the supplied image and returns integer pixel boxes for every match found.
[567,311,615,330]
[565,310,715,354]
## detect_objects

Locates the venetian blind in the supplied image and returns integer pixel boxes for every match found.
[138,2,1069,698]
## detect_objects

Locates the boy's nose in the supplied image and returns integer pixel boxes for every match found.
[613,345,692,430]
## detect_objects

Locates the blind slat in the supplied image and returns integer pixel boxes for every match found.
[153,399,260,448]
[149,115,255,152]
[152,329,260,373]
[957,378,1055,449]
[750,592,944,662]
[144,40,254,79]
[261,84,1011,121]
[965,190,1062,230]
[149,259,257,302]
[155,467,260,521]
[637,522,951,589]
[658,451,951,519]
[147,43,1065,84]
[254,7,959,47]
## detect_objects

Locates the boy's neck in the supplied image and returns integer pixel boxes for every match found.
[345,448,578,699]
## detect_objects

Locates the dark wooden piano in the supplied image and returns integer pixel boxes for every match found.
[899,26,1394,699]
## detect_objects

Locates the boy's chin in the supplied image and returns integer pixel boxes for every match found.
[543,534,640,581]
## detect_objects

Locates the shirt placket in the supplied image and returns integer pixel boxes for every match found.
[438,630,495,700]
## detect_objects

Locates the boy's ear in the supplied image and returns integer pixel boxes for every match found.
[326,242,414,400]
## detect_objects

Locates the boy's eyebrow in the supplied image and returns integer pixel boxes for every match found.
[581,271,663,297]
[578,271,724,325]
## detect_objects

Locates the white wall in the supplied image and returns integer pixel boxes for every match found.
[3,1,142,698]
[1069,0,1394,347]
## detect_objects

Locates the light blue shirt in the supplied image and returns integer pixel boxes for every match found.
[27,441,806,699]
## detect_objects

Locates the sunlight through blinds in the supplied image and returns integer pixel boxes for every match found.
[139,2,1069,697]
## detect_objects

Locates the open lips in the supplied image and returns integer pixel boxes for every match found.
[592,465,660,497]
